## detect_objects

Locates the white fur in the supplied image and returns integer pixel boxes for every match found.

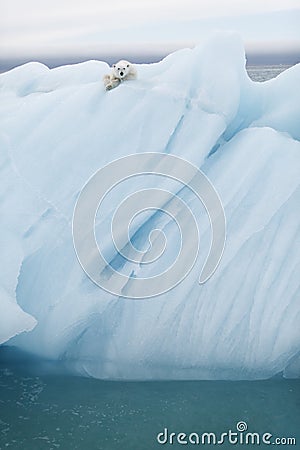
[103,60,137,91]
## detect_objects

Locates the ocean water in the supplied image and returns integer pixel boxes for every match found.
[246,64,292,82]
[0,347,299,450]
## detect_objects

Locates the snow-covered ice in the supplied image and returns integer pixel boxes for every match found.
[0,32,299,379]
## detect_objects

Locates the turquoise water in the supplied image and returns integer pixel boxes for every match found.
[0,349,299,450]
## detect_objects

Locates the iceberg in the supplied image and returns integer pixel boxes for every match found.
[0,32,299,379]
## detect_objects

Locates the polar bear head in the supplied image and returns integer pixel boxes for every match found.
[112,60,132,79]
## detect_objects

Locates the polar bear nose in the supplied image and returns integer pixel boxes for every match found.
[120,71,124,76]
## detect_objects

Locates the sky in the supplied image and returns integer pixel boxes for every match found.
[0,0,300,60]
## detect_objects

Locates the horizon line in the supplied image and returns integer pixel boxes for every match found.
[0,48,299,73]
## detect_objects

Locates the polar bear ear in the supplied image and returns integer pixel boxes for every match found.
[127,64,129,67]
[113,64,116,68]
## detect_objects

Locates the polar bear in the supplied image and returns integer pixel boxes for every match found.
[103,60,137,91]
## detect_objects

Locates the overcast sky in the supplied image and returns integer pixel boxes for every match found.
[0,0,300,57]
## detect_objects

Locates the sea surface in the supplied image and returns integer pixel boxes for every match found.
[0,347,299,450]
[246,64,292,82]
